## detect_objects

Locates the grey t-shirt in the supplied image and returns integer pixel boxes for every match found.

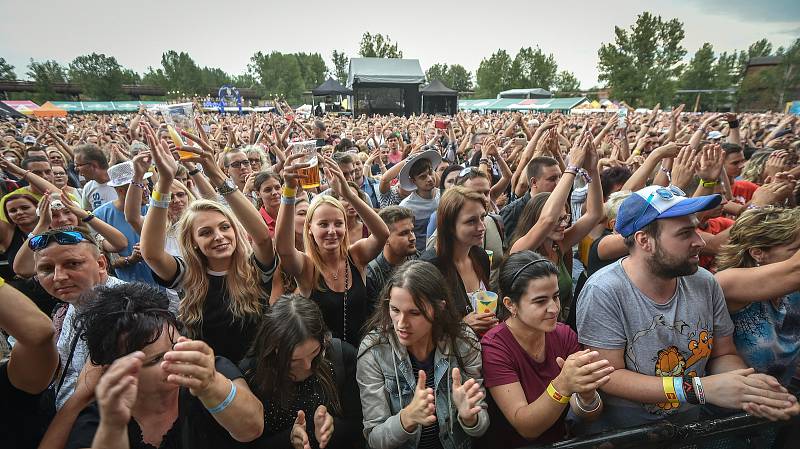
[576,259,734,429]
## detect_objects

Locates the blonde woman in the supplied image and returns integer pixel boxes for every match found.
[715,207,800,386]
[139,123,276,362]
[275,153,389,346]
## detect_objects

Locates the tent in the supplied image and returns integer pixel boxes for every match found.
[312,78,352,96]
[497,88,553,99]
[0,102,26,119]
[2,100,39,115]
[420,80,458,115]
[348,58,425,116]
[33,101,68,118]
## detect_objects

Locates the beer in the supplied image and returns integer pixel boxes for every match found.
[298,157,321,189]
[167,125,194,161]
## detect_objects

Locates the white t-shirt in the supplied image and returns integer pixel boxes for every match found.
[81,180,117,211]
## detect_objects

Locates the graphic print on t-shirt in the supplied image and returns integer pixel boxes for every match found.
[625,314,714,414]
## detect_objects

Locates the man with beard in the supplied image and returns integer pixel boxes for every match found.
[575,185,799,434]
[365,206,418,305]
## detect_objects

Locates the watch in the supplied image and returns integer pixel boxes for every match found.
[216,178,238,196]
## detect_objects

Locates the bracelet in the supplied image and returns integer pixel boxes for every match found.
[150,198,171,209]
[131,182,145,190]
[692,376,706,405]
[188,168,201,176]
[662,376,680,406]
[81,213,96,223]
[566,164,580,173]
[746,204,762,211]
[682,376,699,405]
[207,380,237,414]
[578,168,593,184]
[282,186,297,198]
[151,191,172,202]
[479,158,490,165]
[546,382,571,404]
[673,376,687,404]
[699,179,718,188]
[280,196,297,205]
[0,276,4,288]
[572,392,602,414]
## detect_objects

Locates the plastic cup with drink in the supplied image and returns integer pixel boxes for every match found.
[469,290,499,315]
[289,140,321,189]
[159,103,199,160]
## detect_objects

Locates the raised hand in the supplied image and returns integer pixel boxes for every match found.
[567,132,590,168]
[161,337,218,398]
[451,368,484,426]
[321,156,351,200]
[313,405,334,449]
[670,146,698,190]
[131,151,152,179]
[95,351,144,428]
[697,144,724,182]
[141,123,178,182]
[763,150,789,182]
[552,349,614,397]
[400,370,436,432]
[281,152,311,190]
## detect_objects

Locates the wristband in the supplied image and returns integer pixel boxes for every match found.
[282,186,297,198]
[81,213,96,223]
[151,191,172,202]
[682,376,699,405]
[188,168,201,176]
[131,182,145,190]
[673,376,687,404]
[578,168,593,184]
[746,204,762,211]
[546,382,571,404]
[662,376,679,405]
[207,380,237,414]
[572,392,602,414]
[0,276,4,288]
[281,196,297,206]
[699,179,718,188]
[150,198,171,209]
[693,376,706,405]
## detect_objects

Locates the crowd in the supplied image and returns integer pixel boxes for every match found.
[1,101,799,449]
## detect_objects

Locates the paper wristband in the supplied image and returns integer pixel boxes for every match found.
[151,191,172,202]
[662,376,680,404]
[546,383,571,404]
[0,276,5,288]
[673,376,687,404]
[282,186,297,198]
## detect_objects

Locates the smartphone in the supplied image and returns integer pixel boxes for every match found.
[617,108,628,129]
[434,120,448,130]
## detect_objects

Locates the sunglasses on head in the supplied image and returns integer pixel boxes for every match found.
[28,230,91,252]
[632,185,686,229]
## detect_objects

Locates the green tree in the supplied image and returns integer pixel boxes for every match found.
[447,64,473,92]
[68,53,128,100]
[121,68,141,85]
[597,12,686,107]
[249,51,305,103]
[475,50,513,98]
[233,73,258,89]
[160,51,203,96]
[358,32,403,58]
[331,50,349,84]
[295,53,328,90]
[0,57,15,80]
[510,46,558,90]
[748,39,773,58]
[200,67,232,89]
[426,63,449,82]
[677,43,716,109]
[26,59,68,103]
[554,70,581,93]
[142,67,168,88]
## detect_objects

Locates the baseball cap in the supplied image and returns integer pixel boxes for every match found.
[107,161,152,187]
[615,185,721,237]
[23,135,37,145]
[398,150,442,191]
[707,130,723,140]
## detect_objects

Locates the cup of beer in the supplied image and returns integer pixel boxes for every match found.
[159,103,199,160]
[290,140,321,189]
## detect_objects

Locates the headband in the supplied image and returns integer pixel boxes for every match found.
[510,258,550,288]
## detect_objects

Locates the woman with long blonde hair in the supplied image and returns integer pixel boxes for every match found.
[275,153,389,346]
[140,123,276,362]
[715,206,800,385]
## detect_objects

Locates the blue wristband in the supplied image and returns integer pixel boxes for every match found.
[673,376,687,404]
[206,380,237,414]
[280,196,297,205]
[149,198,170,209]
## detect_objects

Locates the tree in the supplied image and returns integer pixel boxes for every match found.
[27,59,68,103]
[331,50,349,84]
[554,70,581,93]
[475,50,513,98]
[295,53,328,90]
[0,57,15,81]
[447,64,473,92]
[160,51,203,96]
[200,67,232,89]
[142,67,168,88]
[748,39,773,58]
[68,53,128,100]
[510,46,558,90]
[597,12,686,107]
[121,68,141,85]
[249,51,305,103]
[426,63,449,83]
[232,73,258,89]
[358,32,403,58]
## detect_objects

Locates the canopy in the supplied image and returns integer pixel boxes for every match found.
[2,100,39,115]
[497,88,553,99]
[459,97,587,112]
[0,102,26,118]
[420,80,458,96]
[312,78,353,96]
[33,101,67,118]
[48,101,164,113]
[347,58,425,87]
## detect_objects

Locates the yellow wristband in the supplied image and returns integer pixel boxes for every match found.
[546,382,571,404]
[282,186,297,198]
[699,179,718,188]
[151,191,172,202]
[0,276,5,288]
[662,376,679,404]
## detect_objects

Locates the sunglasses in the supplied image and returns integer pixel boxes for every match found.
[28,230,90,252]
[632,185,686,229]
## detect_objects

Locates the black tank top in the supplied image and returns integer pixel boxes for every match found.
[310,256,368,347]
[0,228,26,280]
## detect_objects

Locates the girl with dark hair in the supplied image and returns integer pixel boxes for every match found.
[63,283,264,449]
[242,294,363,449]
[478,251,612,447]
[252,170,283,237]
[421,187,495,334]
[357,260,489,449]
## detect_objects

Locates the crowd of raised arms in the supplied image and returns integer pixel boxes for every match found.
[1,102,800,449]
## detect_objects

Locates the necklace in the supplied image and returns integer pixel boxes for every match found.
[342,258,350,341]
[331,259,342,281]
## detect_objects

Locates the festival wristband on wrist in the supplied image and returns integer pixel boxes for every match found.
[151,191,172,202]
[0,276,4,288]
[699,179,718,188]
[662,376,680,405]
[673,376,687,404]
[206,380,237,414]
[81,213,96,223]
[692,376,706,405]
[682,376,699,405]
[282,186,297,198]
[188,168,201,176]
[546,382,571,404]
[281,196,297,205]
[150,198,170,209]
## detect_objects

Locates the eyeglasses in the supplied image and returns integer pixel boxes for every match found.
[228,159,251,169]
[558,214,572,226]
[632,185,686,230]
[28,230,90,252]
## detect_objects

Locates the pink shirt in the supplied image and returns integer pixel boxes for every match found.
[479,322,580,447]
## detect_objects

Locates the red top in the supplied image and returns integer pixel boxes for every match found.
[478,322,580,448]
[732,179,759,204]
[699,216,735,270]
[259,207,276,237]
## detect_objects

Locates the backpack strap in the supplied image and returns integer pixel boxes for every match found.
[330,338,346,394]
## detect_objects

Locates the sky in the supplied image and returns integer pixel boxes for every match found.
[1,0,798,89]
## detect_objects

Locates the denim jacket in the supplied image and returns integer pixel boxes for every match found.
[356,325,489,449]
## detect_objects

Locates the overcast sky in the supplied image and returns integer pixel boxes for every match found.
[1,0,798,89]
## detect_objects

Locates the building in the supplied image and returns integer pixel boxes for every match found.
[347,58,425,116]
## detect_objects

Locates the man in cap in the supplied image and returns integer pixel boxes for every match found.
[576,185,799,433]
[399,149,441,251]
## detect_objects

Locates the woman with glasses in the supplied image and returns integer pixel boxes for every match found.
[139,124,276,363]
[421,187,495,335]
[715,207,800,386]
[508,133,602,321]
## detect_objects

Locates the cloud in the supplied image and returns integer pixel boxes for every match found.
[687,0,800,22]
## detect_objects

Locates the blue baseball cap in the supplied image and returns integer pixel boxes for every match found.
[615,185,722,237]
